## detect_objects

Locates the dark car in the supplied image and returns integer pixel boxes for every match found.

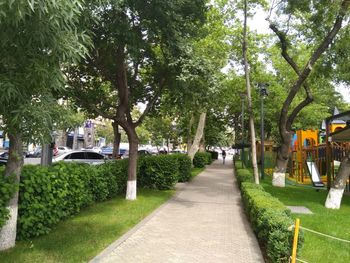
[138,150,151,155]
[26,147,42,158]
[0,158,7,166]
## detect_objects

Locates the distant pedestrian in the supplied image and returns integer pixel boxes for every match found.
[222,150,226,164]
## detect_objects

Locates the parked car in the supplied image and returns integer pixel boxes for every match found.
[82,146,102,153]
[53,150,106,165]
[138,149,151,156]
[169,149,186,154]
[0,158,7,166]
[1,151,27,159]
[57,146,72,155]
[101,146,113,156]
[0,152,9,159]
[26,147,42,158]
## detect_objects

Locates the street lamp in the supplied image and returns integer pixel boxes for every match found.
[240,92,246,168]
[258,83,268,179]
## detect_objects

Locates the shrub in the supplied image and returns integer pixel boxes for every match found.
[96,159,128,196]
[16,160,130,239]
[207,151,218,160]
[172,154,192,182]
[139,155,179,190]
[0,168,18,230]
[193,152,211,167]
[17,163,94,239]
[236,168,253,186]
[238,177,303,262]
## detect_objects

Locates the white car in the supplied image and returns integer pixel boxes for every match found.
[53,150,106,165]
[57,146,72,155]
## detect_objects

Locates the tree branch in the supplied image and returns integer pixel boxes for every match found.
[270,0,349,135]
[134,78,165,127]
[269,23,314,130]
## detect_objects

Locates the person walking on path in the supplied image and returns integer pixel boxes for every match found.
[222,149,226,164]
[91,159,264,263]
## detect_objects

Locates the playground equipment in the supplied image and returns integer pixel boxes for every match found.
[305,160,324,188]
[289,108,350,188]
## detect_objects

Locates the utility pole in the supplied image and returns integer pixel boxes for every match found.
[258,84,268,179]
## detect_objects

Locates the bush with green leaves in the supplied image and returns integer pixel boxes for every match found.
[236,168,253,186]
[96,159,128,197]
[238,180,304,263]
[0,167,18,230]
[16,160,130,239]
[207,150,218,160]
[193,152,212,167]
[17,163,93,239]
[139,155,179,190]
[171,154,192,182]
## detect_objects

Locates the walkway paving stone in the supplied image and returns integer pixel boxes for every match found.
[91,159,264,263]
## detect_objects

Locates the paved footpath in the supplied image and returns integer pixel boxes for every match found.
[91,159,264,263]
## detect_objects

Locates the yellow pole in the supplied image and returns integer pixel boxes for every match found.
[291,218,300,263]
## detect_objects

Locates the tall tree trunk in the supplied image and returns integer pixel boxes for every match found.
[123,125,139,200]
[243,0,259,184]
[0,132,23,251]
[199,137,206,152]
[188,112,207,162]
[112,121,121,159]
[187,113,194,154]
[325,156,350,209]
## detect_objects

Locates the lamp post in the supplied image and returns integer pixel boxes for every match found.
[258,84,268,179]
[240,93,246,168]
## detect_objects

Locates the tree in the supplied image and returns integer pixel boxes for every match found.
[242,0,259,183]
[268,0,350,187]
[0,1,88,250]
[67,0,207,200]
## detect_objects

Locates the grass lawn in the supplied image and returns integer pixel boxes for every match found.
[262,178,350,263]
[0,188,174,263]
[191,167,205,178]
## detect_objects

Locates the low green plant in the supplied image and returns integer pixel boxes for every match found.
[96,159,128,196]
[207,150,218,160]
[16,160,129,239]
[193,152,211,167]
[139,155,179,190]
[0,189,174,263]
[172,154,192,182]
[236,165,304,263]
[236,168,253,186]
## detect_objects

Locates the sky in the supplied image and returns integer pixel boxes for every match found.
[249,7,350,104]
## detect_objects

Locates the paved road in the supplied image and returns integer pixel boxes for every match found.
[91,159,264,263]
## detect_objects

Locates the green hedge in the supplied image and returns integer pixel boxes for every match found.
[16,160,129,239]
[172,154,192,182]
[0,154,187,239]
[236,168,253,187]
[207,151,218,160]
[236,168,303,262]
[193,152,212,168]
[139,155,179,190]
[0,167,18,230]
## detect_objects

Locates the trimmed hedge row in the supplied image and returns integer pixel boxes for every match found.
[193,152,212,168]
[236,168,303,263]
[17,161,129,239]
[139,155,179,190]
[0,154,193,239]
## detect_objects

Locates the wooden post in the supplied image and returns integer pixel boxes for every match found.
[291,218,300,263]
